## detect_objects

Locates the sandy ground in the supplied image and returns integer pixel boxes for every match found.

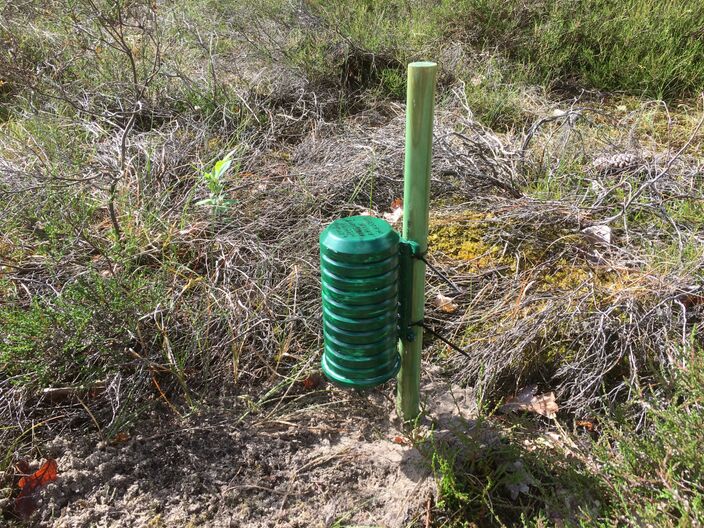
[26,374,477,527]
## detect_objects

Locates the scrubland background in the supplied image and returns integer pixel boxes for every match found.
[1,1,703,526]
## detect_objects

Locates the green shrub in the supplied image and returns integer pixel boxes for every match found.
[425,338,704,526]
[305,0,704,100]
[427,419,605,526]
[594,341,704,526]
[0,273,162,390]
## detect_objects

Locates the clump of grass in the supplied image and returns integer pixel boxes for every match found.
[591,339,704,526]
[283,0,704,105]
[425,348,704,527]
[0,272,163,390]
[425,416,605,526]
[437,0,704,99]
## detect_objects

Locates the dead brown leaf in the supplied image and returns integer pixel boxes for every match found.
[382,198,403,224]
[110,432,130,444]
[13,458,58,519]
[500,385,559,419]
[575,419,597,432]
[433,293,458,314]
[301,373,324,391]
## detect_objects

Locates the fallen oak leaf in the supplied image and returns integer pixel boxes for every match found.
[382,198,403,225]
[14,458,58,519]
[383,209,403,224]
[110,432,130,444]
[581,225,612,246]
[433,293,458,314]
[575,419,597,432]
[301,373,324,391]
[500,385,559,419]
[17,458,57,493]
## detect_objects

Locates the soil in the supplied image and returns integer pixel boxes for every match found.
[26,375,477,527]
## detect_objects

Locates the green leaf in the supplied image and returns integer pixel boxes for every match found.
[212,158,232,179]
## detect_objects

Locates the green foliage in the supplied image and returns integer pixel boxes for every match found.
[534,0,704,99]
[300,0,704,101]
[0,273,163,390]
[0,301,52,385]
[433,0,704,99]
[196,156,238,215]
[426,418,604,526]
[462,59,534,130]
[379,67,405,100]
[593,341,704,526]
[426,339,704,527]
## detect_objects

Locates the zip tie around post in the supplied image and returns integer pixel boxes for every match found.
[414,320,472,359]
[396,61,437,422]
[416,254,463,295]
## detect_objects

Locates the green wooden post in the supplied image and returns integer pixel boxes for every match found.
[397,61,437,421]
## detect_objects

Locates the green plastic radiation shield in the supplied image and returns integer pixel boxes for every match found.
[319,216,401,388]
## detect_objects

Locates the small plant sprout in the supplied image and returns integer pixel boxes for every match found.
[196,155,237,215]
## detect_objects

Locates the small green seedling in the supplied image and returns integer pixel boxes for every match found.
[196,156,237,215]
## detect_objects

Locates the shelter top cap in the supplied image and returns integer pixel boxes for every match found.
[320,216,399,262]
